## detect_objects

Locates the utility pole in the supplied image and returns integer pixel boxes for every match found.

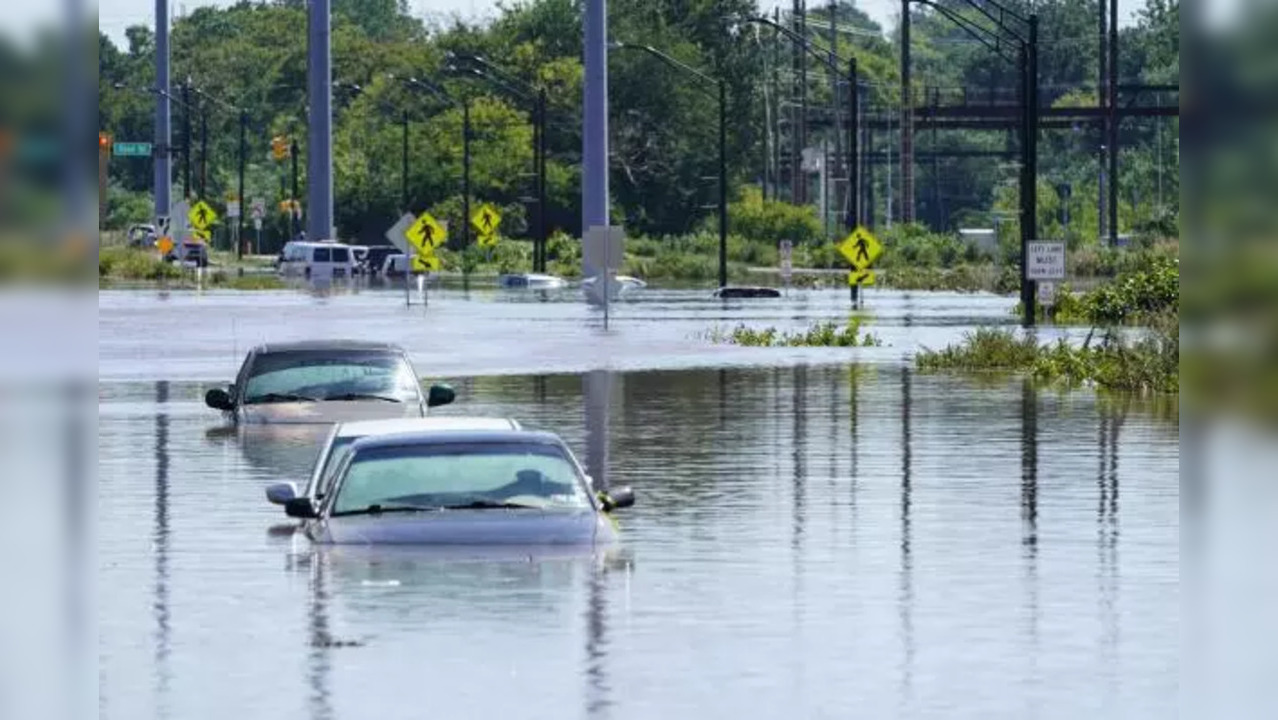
[1020,16,1041,329]
[537,88,549,272]
[153,0,172,224]
[291,139,300,235]
[307,0,334,241]
[237,110,246,259]
[199,106,207,199]
[401,110,410,212]
[848,58,859,230]
[718,78,729,289]
[1098,0,1107,242]
[901,0,915,224]
[463,99,472,254]
[182,80,192,200]
[1107,0,1119,247]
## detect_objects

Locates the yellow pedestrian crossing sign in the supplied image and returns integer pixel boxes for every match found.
[838,226,883,270]
[471,204,501,237]
[189,200,218,230]
[848,269,876,287]
[411,254,441,272]
[405,212,447,251]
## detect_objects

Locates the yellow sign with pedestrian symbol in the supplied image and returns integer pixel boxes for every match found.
[838,226,883,271]
[406,212,447,251]
[189,200,218,230]
[848,269,876,287]
[411,254,441,273]
[471,204,501,237]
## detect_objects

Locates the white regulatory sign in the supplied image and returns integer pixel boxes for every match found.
[1026,241,1066,281]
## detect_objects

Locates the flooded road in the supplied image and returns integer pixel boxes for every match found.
[98,288,1178,719]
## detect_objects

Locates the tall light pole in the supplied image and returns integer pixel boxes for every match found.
[583,0,610,287]
[154,0,172,224]
[307,0,334,240]
[612,42,729,289]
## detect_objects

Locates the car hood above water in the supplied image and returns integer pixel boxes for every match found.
[314,509,614,546]
[241,399,422,425]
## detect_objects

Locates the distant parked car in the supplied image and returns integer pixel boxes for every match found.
[265,416,524,512]
[127,224,157,248]
[361,245,400,276]
[499,273,568,290]
[205,340,454,425]
[278,427,636,545]
[165,240,209,268]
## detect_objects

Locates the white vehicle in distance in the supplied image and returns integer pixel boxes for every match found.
[265,416,524,511]
[498,273,568,291]
[581,274,647,299]
[278,240,357,280]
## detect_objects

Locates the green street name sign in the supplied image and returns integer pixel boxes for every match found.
[112,142,152,157]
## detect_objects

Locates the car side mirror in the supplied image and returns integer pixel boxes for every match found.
[427,383,455,408]
[265,482,298,506]
[599,486,636,512]
[205,387,234,411]
[284,497,319,520]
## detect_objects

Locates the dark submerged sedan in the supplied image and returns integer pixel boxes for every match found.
[281,429,635,545]
[205,340,454,424]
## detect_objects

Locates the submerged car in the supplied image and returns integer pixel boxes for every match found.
[278,428,635,545]
[265,416,524,511]
[205,340,454,424]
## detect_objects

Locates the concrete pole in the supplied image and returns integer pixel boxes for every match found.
[307,0,334,240]
[582,0,611,490]
[154,0,172,223]
[900,0,914,224]
[582,0,610,271]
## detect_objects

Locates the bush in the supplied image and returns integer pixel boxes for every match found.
[725,187,822,245]
[99,247,181,281]
[707,318,882,347]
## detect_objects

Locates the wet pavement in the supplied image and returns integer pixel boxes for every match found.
[98,286,1178,719]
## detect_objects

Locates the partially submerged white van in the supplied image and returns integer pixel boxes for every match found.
[279,241,357,280]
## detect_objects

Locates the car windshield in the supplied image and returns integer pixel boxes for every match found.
[331,442,592,515]
[243,350,420,404]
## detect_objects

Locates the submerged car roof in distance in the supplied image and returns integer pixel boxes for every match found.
[334,417,521,438]
[350,429,564,453]
[251,340,406,354]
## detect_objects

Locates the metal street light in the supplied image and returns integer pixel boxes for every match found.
[445,53,551,273]
[611,41,729,290]
[389,74,473,253]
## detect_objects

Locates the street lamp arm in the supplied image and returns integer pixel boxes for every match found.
[187,84,242,114]
[449,52,538,97]
[744,15,845,71]
[610,42,717,93]
[387,73,457,107]
[454,65,535,103]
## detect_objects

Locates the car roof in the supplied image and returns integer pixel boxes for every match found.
[251,339,406,354]
[349,429,564,452]
[333,417,520,438]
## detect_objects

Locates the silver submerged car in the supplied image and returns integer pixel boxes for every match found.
[279,428,636,545]
[205,340,454,424]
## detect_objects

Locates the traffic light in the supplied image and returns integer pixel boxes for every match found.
[271,135,290,162]
[99,132,112,153]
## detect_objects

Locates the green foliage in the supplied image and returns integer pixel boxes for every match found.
[876,223,990,269]
[726,187,822,246]
[916,320,1179,394]
[1037,255,1180,325]
[707,319,882,348]
[98,247,181,281]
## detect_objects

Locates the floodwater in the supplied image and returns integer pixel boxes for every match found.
[98,286,1179,719]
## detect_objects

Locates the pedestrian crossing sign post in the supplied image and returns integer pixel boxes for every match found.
[406,212,447,251]
[837,226,883,271]
[471,204,501,238]
[848,269,876,287]
[188,200,218,231]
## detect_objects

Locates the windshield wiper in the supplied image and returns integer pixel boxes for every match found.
[323,393,402,403]
[331,504,435,518]
[244,392,319,404]
[441,499,542,511]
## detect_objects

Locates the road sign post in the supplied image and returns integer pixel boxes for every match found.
[838,225,883,307]
[779,240,793,294]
